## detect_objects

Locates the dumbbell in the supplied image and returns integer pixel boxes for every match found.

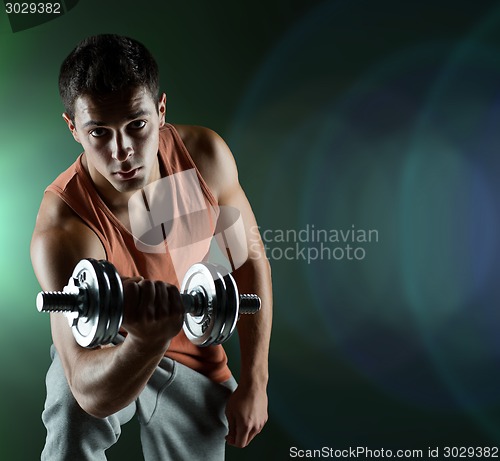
[36,258,261,348]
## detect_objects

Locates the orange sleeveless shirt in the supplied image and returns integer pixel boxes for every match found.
[46,124,231,383]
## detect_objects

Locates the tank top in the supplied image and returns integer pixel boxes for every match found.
[45,124,231,383]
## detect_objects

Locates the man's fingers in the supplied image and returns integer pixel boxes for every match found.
[226,419,260,448]
[122,276,144,283]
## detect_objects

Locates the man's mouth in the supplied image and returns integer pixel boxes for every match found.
[114,167,141,180]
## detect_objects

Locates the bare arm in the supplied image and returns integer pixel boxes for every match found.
[31,192,183,418]
[222,195,272,448]
[178,125,273,447]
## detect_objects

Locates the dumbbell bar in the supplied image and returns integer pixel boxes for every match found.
[36,258,260,348]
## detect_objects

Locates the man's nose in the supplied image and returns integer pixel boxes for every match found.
[111,133,133,161]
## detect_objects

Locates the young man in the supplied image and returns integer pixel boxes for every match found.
[31,34,272,460]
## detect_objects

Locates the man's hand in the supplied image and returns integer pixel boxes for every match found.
[121,277,184,352]
[225,383,268,448]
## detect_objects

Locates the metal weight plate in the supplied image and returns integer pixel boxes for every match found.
[103,260,124,344]
[210,266,229,345]
[94,261,112,345]
[181,263,215,346]
[91,259,113,347]
[94,260,113,346]
[98,260,124,345]
[181,263,224,346]
[215,271,239,345]
[71,259,108,348]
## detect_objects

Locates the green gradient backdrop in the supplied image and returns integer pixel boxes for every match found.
[3,1,500,459]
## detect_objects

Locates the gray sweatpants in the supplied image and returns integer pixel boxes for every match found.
[40,345,236,461]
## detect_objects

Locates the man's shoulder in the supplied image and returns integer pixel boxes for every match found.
[171,124,220,155]
[33,192,86,237]
[31,191,105,265]
[170,123,232,167]
[169,124,237,201]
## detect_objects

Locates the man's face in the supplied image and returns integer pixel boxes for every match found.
[64,86,166,198]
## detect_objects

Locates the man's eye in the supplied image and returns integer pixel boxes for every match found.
[90,128,107,137]
[130,120,146,129]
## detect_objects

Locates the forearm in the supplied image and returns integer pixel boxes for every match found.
[224,256,272,447]
[233,257,273,388]
[61,332,168,418]
[49,274,182,419]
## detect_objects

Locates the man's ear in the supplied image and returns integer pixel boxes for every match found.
[62,113,81,143]
[158,93,167,127]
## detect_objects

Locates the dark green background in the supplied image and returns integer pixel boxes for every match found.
[3,0,500,459]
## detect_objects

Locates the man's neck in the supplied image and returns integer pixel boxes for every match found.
[81,154,161,216]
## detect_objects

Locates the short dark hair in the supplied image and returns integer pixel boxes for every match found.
[59,34,160,119]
